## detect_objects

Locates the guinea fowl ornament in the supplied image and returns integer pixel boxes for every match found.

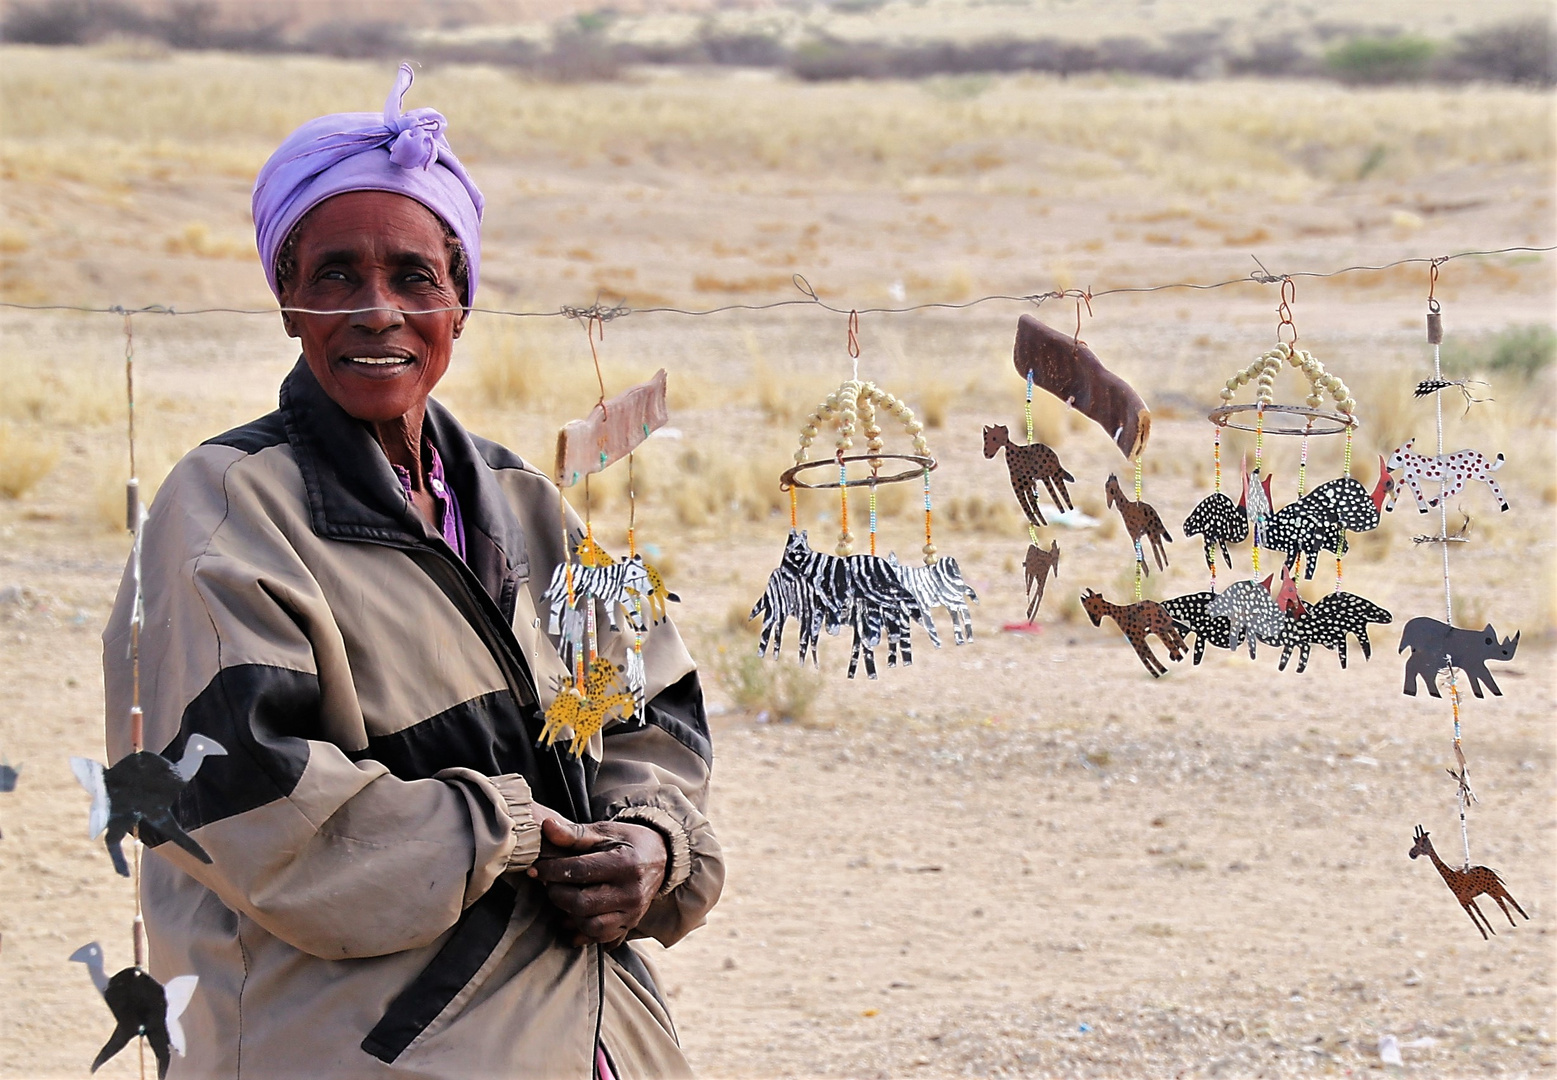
[71,941,198,1079]
[70,736,227,877]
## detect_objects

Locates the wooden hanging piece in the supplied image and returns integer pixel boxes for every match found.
[1012,314,1150,460]
[553,369,668,488]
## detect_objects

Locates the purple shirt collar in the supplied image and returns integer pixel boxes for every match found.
[391,441,466,561]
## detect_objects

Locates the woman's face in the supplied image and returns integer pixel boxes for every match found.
[279,191,468,424]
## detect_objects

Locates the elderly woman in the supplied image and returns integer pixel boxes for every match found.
[102,66,721,1079]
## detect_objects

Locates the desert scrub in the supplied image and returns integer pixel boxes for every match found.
[711,638,823,724]
[0,422,58,498]
[1442,324,1557,381]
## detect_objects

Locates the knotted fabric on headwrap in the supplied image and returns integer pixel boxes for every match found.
[252,63,484,303]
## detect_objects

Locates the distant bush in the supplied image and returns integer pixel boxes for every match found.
[1442,324,1557,380]
[1324,34,1437,84]
[1446,18,1556,86]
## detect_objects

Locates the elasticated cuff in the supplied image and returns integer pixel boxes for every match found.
[490,774,542,873]
[611,804,692,896]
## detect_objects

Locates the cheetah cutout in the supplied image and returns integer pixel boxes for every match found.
[1079,588,1186,678]
[1104,474,1172,575]
[983,424,1075,528]
[1409,825,1527,940]
[1387,438,1509,514]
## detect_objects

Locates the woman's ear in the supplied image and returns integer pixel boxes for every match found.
[278,292,300,339]
[452,308,469,340]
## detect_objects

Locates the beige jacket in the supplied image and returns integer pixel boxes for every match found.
[102,361,722,1079]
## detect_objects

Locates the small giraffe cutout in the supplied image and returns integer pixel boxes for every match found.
[1104,474,1172,575]
[1409,825,1528,940]
[983,424,1075,527]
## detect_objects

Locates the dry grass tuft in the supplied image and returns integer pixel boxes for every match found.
[711,640,823,724]
[0,422,59,498]
[1,361,122,428]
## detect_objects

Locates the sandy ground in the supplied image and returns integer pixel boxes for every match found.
[1,51,1555,1080]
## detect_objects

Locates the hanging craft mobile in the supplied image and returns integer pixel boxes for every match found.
[65,311,206,1077]
[541,316,676,754]
[71,942,198,1079]
[1078,589,1185,678]
[71,737,227,877]
[1396,262,1524,938]
[751,312,972,678]
[1408,826,1528,941]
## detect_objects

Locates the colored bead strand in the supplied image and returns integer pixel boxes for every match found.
[1133,456,1145,601]
[922,467,936,563]
[836,458,852,556]
[789,485,798,530]
[1213,425,1221,494]
[1336,427,1354,592]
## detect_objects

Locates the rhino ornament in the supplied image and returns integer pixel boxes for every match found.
[1399,617,1520,698]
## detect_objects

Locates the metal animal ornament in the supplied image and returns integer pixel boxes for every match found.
[749,529,847,663]
[982,423,1075,527]
[541,659,637,758]
[1386,439,1509,513]
[1274,563,1304,616]
[1103,474,1171,574]
[840,553,924,679]
[70,736,227,877]
[1409,825,1528,940]
[71,942,198,1079]
[1241,461,1275,550]
[1159,592,1234,665]
[1079,589,1186,678]
[1205,576,1285,659]
[1182,493,1247,570]
[1022,540,1060,621]
[890,553,978,647]
[1273,576,1393,672]
[1399,617,1520,698]
[636,563,681,624]
[1263,459,1394,578]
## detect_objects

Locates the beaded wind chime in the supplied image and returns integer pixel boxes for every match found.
[540,316,677,757]
[68,314,210,1080]
[750,313,977,679]
[1396,263,1526,939]
[1175,280,1393,674]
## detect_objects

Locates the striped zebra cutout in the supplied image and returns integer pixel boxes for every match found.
[889,553,979,646]
[840,553,923,679]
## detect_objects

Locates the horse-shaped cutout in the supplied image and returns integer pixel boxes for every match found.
[1103,474,1172,575]
[982,423,1075,528]
[1079,589,1186,678]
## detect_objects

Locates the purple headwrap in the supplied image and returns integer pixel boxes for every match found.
[252,63,484,303]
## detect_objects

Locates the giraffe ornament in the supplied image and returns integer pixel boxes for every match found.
[1409,825,1527,940]
[1104,473,1171,575]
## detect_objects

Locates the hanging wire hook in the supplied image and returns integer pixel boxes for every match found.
[1276,276,1298,344]
[846,309,860,381]
[1427,255,1447,315]
[1073,289,1093,347]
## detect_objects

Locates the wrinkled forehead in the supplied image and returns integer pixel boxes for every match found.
[287,190,456,261]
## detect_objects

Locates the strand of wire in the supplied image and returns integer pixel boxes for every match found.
[3,245,1551,323]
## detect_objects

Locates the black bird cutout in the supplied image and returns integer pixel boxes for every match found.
[71,736,227,877]
[71,942,197,1079]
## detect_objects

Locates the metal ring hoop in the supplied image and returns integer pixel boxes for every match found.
[780,453,937,491]
[1208,403,1357,437]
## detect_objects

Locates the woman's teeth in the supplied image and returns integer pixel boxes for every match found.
[346,357,409,366]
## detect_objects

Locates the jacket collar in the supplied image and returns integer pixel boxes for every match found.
[278,359,528,595]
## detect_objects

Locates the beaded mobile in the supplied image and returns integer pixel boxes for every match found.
[750,314,976,679]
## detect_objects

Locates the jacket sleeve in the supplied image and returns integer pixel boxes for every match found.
[103,448,540,961]
[590,639,724,948]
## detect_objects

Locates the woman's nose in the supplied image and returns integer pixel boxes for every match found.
[351,276,406,333]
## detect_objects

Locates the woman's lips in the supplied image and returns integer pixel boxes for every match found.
[338,355,415,377]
